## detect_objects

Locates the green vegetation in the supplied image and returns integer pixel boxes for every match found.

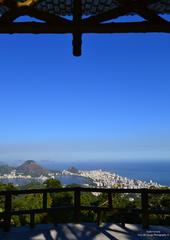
[0,181,169,227]
[0,165,14,174]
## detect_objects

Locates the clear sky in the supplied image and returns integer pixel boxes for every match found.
[0,16,170,163]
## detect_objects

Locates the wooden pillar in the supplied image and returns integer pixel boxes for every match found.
[43,192,47,209]
[72,0,82,56]
[141,190,149,229]
[3,192,12,232]
[74,188,81,222]
[96,209,102,226]
[108,192,113,208]
[30,212,35,228]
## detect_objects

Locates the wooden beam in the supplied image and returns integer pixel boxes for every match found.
[0,7,71,24]
[20,7,71,24]
[131,1,167,23]
[72,0,82,56]
[83,6,130,24]
[0,21,170,34]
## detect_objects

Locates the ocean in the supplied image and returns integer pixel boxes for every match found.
[43,160,170,187]
[0,160,169,187]
[0,175,89,186]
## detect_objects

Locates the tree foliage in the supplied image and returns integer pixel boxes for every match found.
[0,181,169,227]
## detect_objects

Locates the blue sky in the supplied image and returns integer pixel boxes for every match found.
[0,20,170,163]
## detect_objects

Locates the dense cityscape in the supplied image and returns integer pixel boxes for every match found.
[0,160,164,189]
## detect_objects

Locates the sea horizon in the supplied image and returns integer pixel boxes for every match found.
[39,159,170,187]
[0,159,169,187]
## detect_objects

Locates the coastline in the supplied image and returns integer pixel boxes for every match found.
[0,168,167,189]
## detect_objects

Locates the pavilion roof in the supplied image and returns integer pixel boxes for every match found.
[1,1,170,17]
[0,1,170,56]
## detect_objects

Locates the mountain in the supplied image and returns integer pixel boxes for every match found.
[16,160,49,177]
[67,166,79,174]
